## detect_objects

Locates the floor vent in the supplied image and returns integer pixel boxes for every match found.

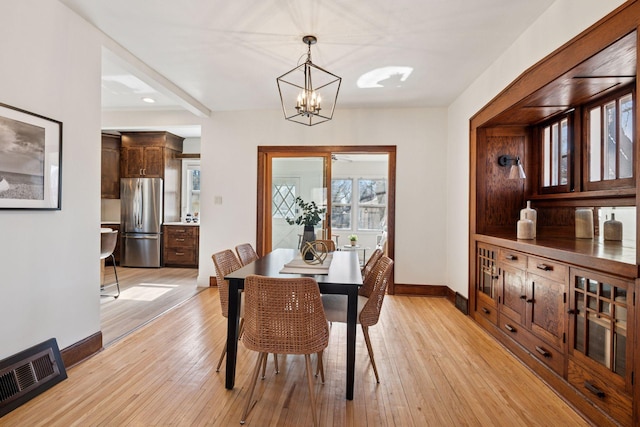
[455,292,469,315]
[0,338,67,418]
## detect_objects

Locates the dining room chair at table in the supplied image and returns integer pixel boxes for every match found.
[240,274,330,426]
[212,249,278,377]
[235,243,259,266]
[313,239,336,252]
[321,256,394,383]
[361,248,383,284]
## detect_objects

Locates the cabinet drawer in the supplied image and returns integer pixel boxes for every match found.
[500,312,565,376]
[527,256,567,283]
[498,249,527,269]
[166,226,196,240]
[165,247,197,265]
[567,359,631,426]
[166,233,194,248]
[476,297,498,326]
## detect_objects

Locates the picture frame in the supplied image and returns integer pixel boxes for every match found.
[0,103,62,210]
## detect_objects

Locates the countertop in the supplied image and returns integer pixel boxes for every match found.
[163,222,200,226]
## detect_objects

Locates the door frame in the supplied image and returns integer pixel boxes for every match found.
[257,145,397,293]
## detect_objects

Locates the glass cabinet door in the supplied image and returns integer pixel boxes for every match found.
[570,268,633,380]
[477,243,497,299]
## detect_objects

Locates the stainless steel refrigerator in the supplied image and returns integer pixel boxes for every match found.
[120,178,163,267]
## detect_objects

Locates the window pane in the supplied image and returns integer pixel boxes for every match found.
[358,179,387,205]
[619,94,633,179]
[331,205,351,229]
[551,123,559,186]
[358,206,386,230]
[604,101,617,180]
[560,118,568,185]
[589,107,602,182]
[331,179,352,204]
[272,184,296,218]
[543,126,551,186]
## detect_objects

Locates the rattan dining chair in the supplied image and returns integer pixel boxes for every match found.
[100,229,120,298]
[314,239,336,252]
[361,248,383,285]
[240,275,329,426]
[212,249,278,377]
[235,243,259,266]
[321,256,394,383]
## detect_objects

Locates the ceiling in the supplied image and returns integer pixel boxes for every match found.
[60,0,556,137]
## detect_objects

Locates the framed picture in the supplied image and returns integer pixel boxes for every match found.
[0,103,62,210]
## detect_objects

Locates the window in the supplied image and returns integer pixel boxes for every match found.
[331,178,386,231]
[586,91,634,189]
[541,115,570,192]
[272,183,296,219]
[181,159,200,220]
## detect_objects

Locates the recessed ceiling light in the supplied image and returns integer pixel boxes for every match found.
[357,67,413,88]
[141,97,156,103]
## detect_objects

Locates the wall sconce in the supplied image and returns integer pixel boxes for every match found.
[498,155,526,179]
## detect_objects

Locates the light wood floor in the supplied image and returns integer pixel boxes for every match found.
[100,265,202,345]
[4,289,590,426]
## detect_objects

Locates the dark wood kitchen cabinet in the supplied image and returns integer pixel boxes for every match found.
[163,225,199,268]
[101,133,121,199]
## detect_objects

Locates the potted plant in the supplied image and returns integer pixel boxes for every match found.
[348,234,358,246]
[286,197,326,258]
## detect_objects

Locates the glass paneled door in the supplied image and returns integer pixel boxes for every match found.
[267,154,330,252]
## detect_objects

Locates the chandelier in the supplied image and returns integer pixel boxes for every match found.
[277,35,341,126]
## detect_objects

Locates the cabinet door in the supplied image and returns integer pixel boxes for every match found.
[101,146,120,198]
[122,146,145,177]
[500,263,527,324]
[528,273,566,350]
[143,147,164,177]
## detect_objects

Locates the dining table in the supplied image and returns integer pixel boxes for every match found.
[224,247,363,400]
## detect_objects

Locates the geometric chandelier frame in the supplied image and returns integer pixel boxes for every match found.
[277,35,341,126]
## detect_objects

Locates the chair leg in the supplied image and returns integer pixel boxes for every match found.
[362,325,380,383]
[274,353,279,374]
[241,352,266,425]
[110,254,120,298]
[317,351,325,383]
[261,353,280,379]
[305,354,319,427]
[217,318,244,373]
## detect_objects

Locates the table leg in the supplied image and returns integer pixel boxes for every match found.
[225,278,242,389]
[346,286,358,400]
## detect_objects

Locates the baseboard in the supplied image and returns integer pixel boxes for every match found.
[393,283,449,297]
[60,332,102,368]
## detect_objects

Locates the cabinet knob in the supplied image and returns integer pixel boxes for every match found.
[505,254,517,261]
[536,264,552,271]
[481,307,490,315]
[526,298,534,304]
[504,324,516,333]
[519,295,527,300]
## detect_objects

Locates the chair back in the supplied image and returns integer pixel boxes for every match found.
[100,230,118,260]
[359,256,394,328]
[242,275,329,355]
[361,248,383,286]
[235,243,259,266]
[314,239,336,252]
[211,250,243,318]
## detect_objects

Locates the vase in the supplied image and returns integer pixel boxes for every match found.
[603,213,623,241]
[301,225,316,260]
[517,213,535,240]
[575,208,594,239]
[520,201,537,231]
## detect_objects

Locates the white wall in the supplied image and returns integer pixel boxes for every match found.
[0,0,102,359]
[199,108,448,287]
[445,0,627,298]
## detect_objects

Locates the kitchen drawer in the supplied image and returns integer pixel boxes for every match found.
[567,359,631,426]
[500,312,565,377]
[498,248,527,269]
[476,297,498,326]
[527,256,567,283]
[166,226,196,240]
[165,247,197,266]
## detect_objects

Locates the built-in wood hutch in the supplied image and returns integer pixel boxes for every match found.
[470,3,640,425]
